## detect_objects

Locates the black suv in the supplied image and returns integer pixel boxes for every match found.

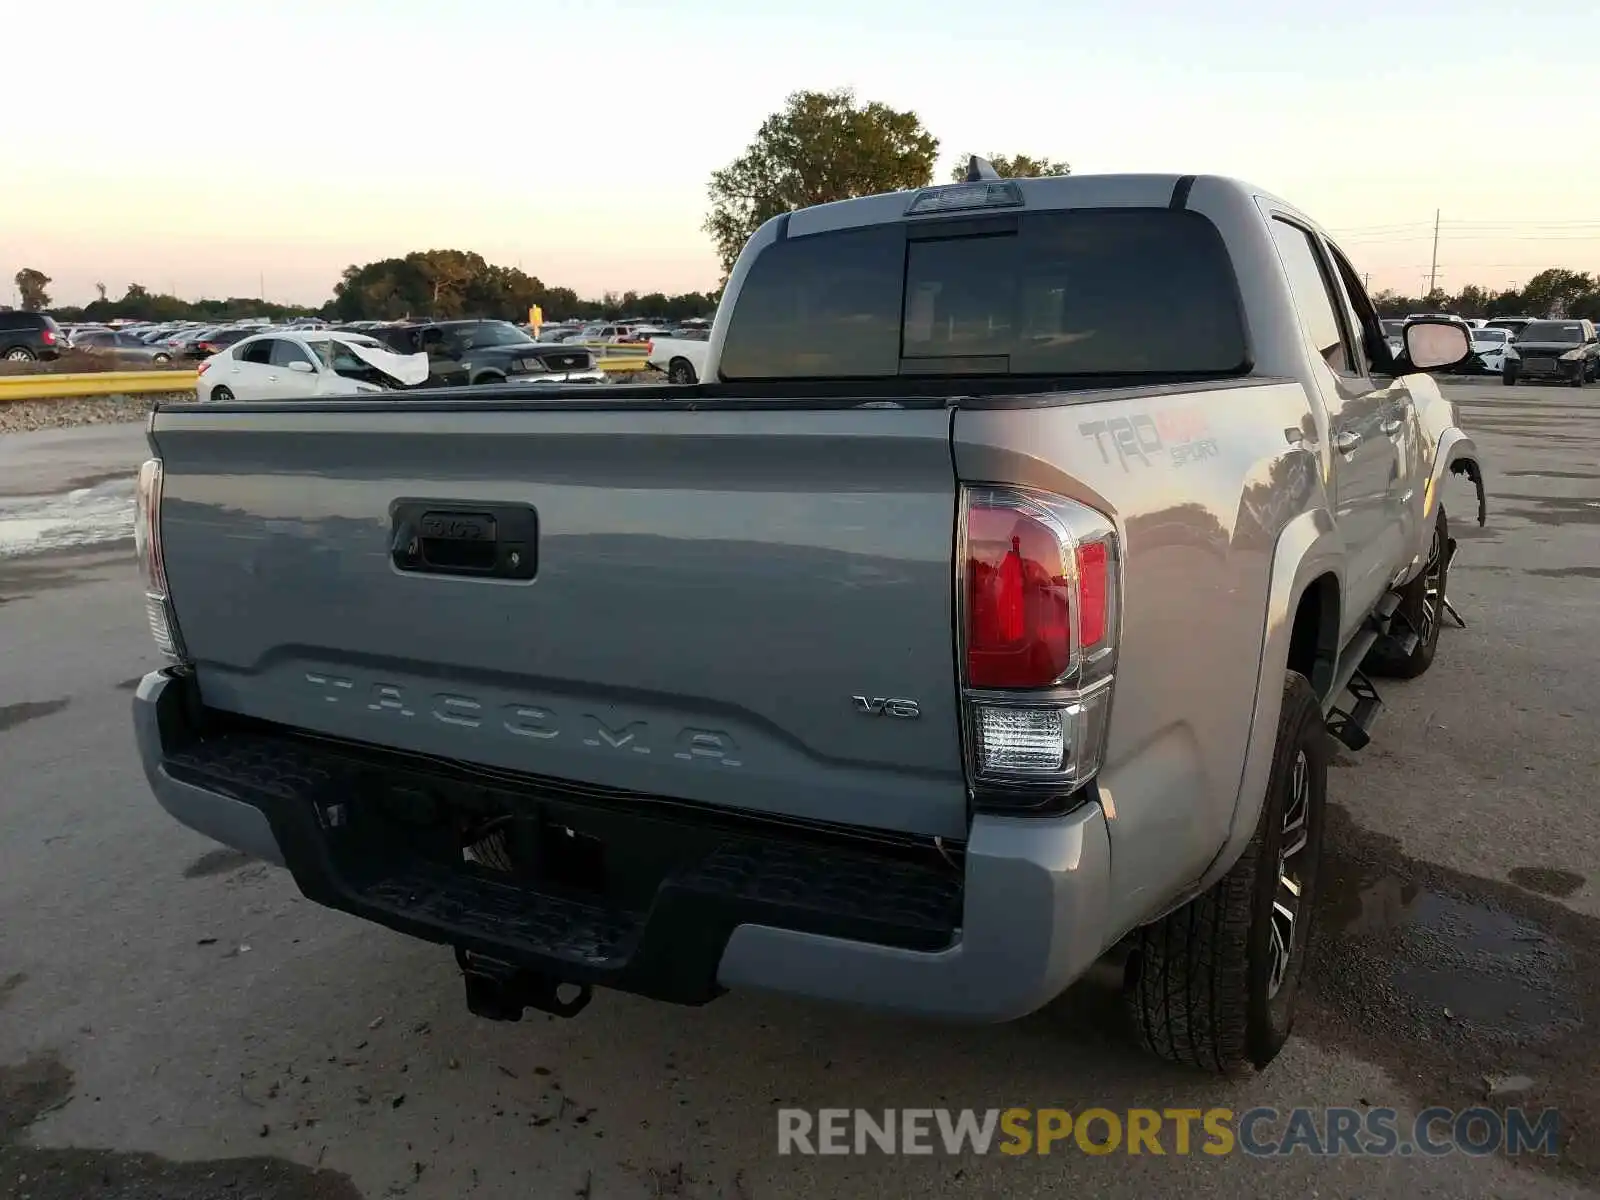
[1504,318,1600,387]
[0,311,65,362]
[369,319,603,386]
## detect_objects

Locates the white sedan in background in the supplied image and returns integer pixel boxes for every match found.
[197,330,429,402]
[1468,326,1514,375]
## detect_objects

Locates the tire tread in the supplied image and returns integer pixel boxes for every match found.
[1126,672,1319,1075]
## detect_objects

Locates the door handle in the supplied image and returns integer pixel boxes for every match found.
[1335,430,1362,454]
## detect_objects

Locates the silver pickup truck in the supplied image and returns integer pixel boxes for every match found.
[132,168,1486,1074]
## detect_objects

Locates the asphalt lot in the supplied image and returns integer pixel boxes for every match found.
[1,383,1597,1199]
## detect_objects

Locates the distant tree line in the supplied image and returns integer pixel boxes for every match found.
[22,256,720,325]
[1372,269,1600,322]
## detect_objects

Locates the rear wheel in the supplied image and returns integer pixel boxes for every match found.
[668,358,697,385]
[4,347,35,362]
[210,385,234,403]
[1124,671,1326,1074]
[153,352,171,364]
[1364,506,1448,679]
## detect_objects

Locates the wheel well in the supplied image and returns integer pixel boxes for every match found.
[1288,573,1340,700]
[471,371,505,385]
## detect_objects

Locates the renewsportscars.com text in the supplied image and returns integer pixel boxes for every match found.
[776,1106,1560,1158]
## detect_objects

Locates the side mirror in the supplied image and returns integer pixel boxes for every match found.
[1403,319,1471,371]
[287,360,315,374]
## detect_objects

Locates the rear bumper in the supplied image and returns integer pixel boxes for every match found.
[134,670,1113,1022]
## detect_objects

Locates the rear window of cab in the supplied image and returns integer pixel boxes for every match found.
[718,209,1249,382]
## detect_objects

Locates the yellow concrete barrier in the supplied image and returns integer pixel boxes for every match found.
[0,359,649,402]
[0,369,198,402]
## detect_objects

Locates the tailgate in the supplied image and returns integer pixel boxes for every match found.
[150,405,967,838]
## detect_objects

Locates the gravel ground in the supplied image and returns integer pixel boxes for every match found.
[0,394,185,436]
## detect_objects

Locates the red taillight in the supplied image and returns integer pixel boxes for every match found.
[961,485,1119,794]
[41,328,58,345]
[1075,542,1109,646]
[646,340,655,355]
[196,360,210,375]
[135,458,187,663]
[199,342,219,354]
[963,487,1117,691]
[966,504,1073,688]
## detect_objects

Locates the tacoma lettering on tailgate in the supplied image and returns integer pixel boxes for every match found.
[302,673,743,767]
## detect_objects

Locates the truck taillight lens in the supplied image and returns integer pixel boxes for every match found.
[961,485,1119,803]
[134,458,188,664]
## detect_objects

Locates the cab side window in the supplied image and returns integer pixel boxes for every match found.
[1269,218,1358,378]
[1325,241,1397,377]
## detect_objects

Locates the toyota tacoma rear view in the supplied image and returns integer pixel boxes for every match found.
[131,165,1487,1074]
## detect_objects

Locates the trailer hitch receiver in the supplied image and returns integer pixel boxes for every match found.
[456,949,593,1021]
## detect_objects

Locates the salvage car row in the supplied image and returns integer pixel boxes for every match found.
[1378,314,1600,384]
[193,321,612,402]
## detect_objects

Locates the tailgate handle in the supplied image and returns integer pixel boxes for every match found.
[389,500,539,581]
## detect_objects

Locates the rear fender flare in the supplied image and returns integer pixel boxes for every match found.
[1190,507,1344,898]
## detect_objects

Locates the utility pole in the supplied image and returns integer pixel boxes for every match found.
[259,271,265,302]
[1363,272,1371,292]
[1427,208,1440,295]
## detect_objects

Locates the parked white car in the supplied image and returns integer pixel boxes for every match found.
[198,330,429,403]
[645,333,712,384]
[1468,326,1514,374]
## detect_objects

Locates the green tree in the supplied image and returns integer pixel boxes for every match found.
[1485,288,1526,318]
[1452,284,1489,318]
[1520,268,1594,318]
[327,251,718,324]
[704,88,939,276]
[14,268,51,311]
[949,152,1070,182]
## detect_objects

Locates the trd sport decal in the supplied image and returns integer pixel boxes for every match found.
[1079,410,1220,470]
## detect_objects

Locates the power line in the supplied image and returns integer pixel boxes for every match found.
[1327,218,1600,233]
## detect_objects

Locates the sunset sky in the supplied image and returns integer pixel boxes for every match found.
[5,0,1597,308]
